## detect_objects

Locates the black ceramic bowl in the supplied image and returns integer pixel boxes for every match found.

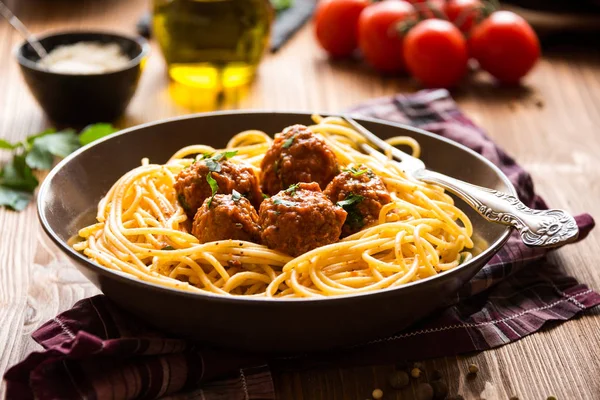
[16,31,149,125]
[38,112,515,353]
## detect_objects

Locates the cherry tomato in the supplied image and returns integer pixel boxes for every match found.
[444,0,482,34]
[358,1,417,73]
[469,11,540,84]
[404,19,468,88]
[314,0,369,58]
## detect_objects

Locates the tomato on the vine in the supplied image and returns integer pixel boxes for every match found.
[444,0,482,34]
[404,0,445,19]
[358,1,417,73]
[314,0,369,58]
[403,19,468,88]
[469,11,540,84]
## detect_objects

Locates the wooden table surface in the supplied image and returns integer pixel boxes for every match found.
[1,1,599,399]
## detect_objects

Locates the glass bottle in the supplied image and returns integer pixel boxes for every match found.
[152,0,272,95]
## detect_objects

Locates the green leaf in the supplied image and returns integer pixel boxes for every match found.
[273,198,296,207]
[26,131,80,170]
[177,193,190,212]
[162,245,175,250]
[0,155,38,192]
[0,185,33,211]
[343,166,369,177]
[271,0,293,12]
[336,193,365,208]
[285,183,300,196]
[206,172,219,207]
[205,158,221,172]
[232,189,242,202]
[282,136,294,149]
[25,128,56,148]
[0,139,20,150]
[262,193,269,199]
[79,123,118,146]
[221,150,238,159]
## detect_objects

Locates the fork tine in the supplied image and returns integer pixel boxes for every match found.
[342,116,409,162]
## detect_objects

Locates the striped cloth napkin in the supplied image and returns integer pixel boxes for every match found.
[5,89,599,399]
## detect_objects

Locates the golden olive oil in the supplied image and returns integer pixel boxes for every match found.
[153,0,272,92]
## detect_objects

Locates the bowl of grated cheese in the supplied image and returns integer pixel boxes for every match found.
[16,31,150,125]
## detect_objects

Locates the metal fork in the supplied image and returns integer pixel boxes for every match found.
[343,116,579,248]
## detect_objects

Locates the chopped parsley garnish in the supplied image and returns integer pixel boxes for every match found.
[262,193,269,199]
[343,166,369,177]
[177,193,190,212]
[206,173,219,207]
[162,245,175,250]
[285,183,300,196]
[232,189,242,202]
[203,150,238,172]
[282,136,295,149]
[273,198,296,207]
[337,193,365,230]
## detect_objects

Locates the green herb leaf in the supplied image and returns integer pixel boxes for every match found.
[25,131,80,170]
[0,155,38,192]
[285,183,300,196]
[162,245,175,250]
[262,193,269,199]
[25,128,56,148]
[343,166,369,177]
[177,193,190,212]
[282,136,295,149]
[0,185,33,211]
[79,123,118,146]
[336,193,365,208]
[270,0,293,12]
[204,150,238,172]
[221,150,238,159]
[206,172,219,207]
[0,139,20,150]
[232,189,242,202]
[196,152,213,162]
[273,198,296,207]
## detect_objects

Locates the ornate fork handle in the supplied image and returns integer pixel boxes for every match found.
[416,170,579,248]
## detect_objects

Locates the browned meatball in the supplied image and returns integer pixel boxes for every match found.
[259,182,347,257]
[192,193,261,243]
[260,125,339,196]
[324,166,392,237]
[174,158,262,218]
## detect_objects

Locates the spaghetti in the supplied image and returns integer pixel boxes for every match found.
[73,115,474,298]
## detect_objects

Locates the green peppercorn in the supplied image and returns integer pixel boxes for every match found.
[388,370,410,389]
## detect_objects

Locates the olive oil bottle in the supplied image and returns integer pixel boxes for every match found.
[153,0,272,93]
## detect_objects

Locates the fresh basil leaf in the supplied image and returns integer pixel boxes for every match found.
[282,136,294,149]
[273,198,296,207]
[346,209,365,229]
[79,123,117,146]
[0,155,38,192]
[206,173,219,207]
[336,193,365,208]
[0,139,20,150]
[232,189,242,202]
[0,185,32,211]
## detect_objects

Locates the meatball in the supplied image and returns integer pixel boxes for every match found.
[260,125,339,196]
[324,166,392,237]
[259,182,347,257]
[192,193,261,243]
[174,159,262,218]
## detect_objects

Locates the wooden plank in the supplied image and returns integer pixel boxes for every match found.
[0,1,599,399]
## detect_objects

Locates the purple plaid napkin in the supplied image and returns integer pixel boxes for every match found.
[5,89,599,400]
